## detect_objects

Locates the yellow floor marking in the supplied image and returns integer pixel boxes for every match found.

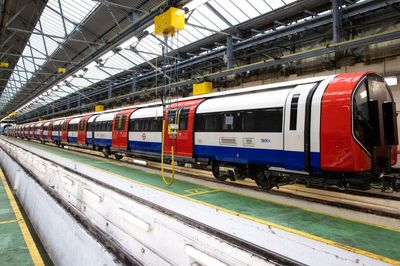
[10,138,400,265]
[0,219,18,225]
[184,188,220,197]
[0,168,44,266]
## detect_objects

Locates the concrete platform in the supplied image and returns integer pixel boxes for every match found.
[0,167,44,266]
[3,137,400,265]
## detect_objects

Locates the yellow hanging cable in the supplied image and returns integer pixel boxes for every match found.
[161,107,174,186]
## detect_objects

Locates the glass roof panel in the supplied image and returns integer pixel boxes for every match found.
[70,77,93,88]
[83,67,111,80]
[13,0,306,116]
[0,0,99,111]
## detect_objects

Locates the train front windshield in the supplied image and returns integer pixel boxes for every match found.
[353,74,398,171]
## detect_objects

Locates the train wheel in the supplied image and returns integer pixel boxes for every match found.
[255,168,273,189]
[103,147,110,158]
[211,161,227,181]
[115,154,123,160]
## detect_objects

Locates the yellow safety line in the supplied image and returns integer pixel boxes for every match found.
[0,168,44,266]
[184,189,220,197]
[10,138,400,265]
[0,219,18,225]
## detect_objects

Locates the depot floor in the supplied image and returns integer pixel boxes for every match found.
[0,166,50,266]
[6,137,400,265]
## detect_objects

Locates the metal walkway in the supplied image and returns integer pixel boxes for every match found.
[6,137,400,265]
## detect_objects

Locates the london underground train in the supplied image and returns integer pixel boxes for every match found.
[5,72,399,190]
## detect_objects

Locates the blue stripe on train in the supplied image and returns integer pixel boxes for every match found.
[194,145,320,172]
[93,138,112,147]
[128,141,161,153]
[68,137,77,143]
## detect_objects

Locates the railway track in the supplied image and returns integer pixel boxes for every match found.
[25,138,400,220]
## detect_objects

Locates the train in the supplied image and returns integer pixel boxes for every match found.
[5,72,399,190]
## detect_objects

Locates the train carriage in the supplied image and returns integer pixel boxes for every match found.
[5,72,398,190]
[93,112,116,154]
[128,105,163,158]
[77,115,93,146]
[51,119,64,145]
[67,117,80,143]
[111,108,136,159]
[42,121,51,142]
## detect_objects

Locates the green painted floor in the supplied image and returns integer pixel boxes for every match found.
[8,137,400,263]
[0,173,34,266]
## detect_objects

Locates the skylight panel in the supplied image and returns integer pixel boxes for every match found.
[246,0,272,13]
[70,78,93,88]
[194,5,227,31]
[105,54,134,70]
[207,1,239,25]
[0,0,99,111]
[268,0,286,9]
[83,67,111,80]
[239,0,261,18]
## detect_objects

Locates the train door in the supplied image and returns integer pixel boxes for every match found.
[39,124,44,140]
[112,109,135,150]
[78,115,92,145]
[48,121,54,140]
[61,118,71,143]
[283,83,319,171]
[164,99,204,159]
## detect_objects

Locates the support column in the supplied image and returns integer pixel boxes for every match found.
[226,35,234,69]
[108,82,112,100]
[132,72,137,93]
[332,0,342,43]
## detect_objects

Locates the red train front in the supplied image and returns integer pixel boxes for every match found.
[320,72,398,188]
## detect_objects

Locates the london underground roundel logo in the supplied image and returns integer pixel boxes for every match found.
[142,133,146,140]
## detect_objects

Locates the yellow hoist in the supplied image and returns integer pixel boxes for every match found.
[154,7,185,186]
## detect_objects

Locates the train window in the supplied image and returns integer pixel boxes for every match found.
[107,121,113,131]
[120,115,127,131]
[168,110,177,124]
[290,94,300,130]
[179,108,189,130]
[79,120,85,131]
[131,120,140,131]
[223,113,235,131]
[241,108,283,132]
[114,115,121,130]
[150,117,162,131]
[205,115,217,131]
[353,81,372,152]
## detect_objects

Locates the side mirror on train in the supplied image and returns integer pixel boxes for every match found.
[382,102,399,145]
